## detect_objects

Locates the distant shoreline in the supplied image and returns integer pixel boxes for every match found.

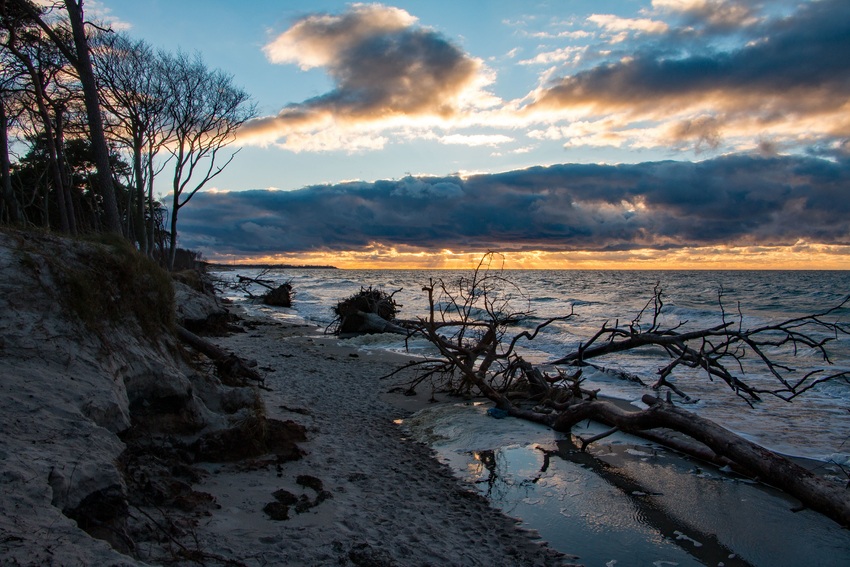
[203,262,338,270]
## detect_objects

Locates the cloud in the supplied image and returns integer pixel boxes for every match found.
[523,0,850,150]
[262,4,416,69]
[178,154,850,257]
[524,30,593,40]
[239,3,498,149]
[587,14,669,35]
[438,134,514,147]
[651,0,762,29]
[236,1,847,156]
[519,46,585,66]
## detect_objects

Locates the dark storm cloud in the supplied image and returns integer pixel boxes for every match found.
[292,28,478,118]
[178,154,850,255]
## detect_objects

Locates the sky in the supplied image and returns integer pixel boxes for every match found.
[91,0,850,268]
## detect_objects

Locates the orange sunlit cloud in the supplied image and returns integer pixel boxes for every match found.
[237,3,500,151]
[236,0,849,157]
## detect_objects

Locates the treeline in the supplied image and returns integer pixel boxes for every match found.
[0,0,255,269]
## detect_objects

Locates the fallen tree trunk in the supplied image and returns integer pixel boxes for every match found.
[238,274,275,289]
[352,311,408,335]
[175,324,263,386]
[330,286,404,336]
[550,395,850,527]
[630,428,751,476]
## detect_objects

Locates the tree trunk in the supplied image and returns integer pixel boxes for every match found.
[64,0,121,234]
[146,147,156,257]
[168,197,178,270]
[175,324,263,385]
[54,106,76,235]
[133,135,147,254]
[6,37,70,233]
[550,395,850,527]
[0,98,18,224]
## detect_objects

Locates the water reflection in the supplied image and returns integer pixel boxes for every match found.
[459,433,850,567]
[540,437,754,567]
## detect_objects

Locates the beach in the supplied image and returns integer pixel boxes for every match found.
[169,306,570,566]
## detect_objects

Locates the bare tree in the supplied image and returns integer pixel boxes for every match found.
[160,50,255,270]
[1,5,76,233]
[389,254,850,526]
[7,0,122,233]
[94,32,169,253]
[0,43,23,223]
[548,284,850,403]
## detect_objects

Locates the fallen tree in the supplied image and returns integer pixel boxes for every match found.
[175,324,264,387]
[386,254,850,527]
[226,269,295,307]
[328,286,406,336]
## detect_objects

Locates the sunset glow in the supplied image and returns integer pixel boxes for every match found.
[208,243,850,271]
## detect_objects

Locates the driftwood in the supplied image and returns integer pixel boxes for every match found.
[329,286,404,336]
[350,311,408,335]
[175,324,263,386]
[551,285,850,404]
[237,274,275,288]
[551,395,850,526]
[388,253,850,527]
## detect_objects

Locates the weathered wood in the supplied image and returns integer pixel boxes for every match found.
[396,255,850,528]
[631,429,751,476]
[551,395,850,527]
[331,287,403,336]
[238,274,275,290]
[175,324,262,384]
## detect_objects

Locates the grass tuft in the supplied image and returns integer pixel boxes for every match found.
[62,234,175,338]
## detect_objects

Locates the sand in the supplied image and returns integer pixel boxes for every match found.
[165,307,573,566]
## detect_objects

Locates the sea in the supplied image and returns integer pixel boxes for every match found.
[215,268,850,566]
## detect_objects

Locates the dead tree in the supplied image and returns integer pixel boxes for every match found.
[261,282,293,307]
[553,394,850,527]
[225,270,294,307]
[390,254,850,527]
[550,284,850,404]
